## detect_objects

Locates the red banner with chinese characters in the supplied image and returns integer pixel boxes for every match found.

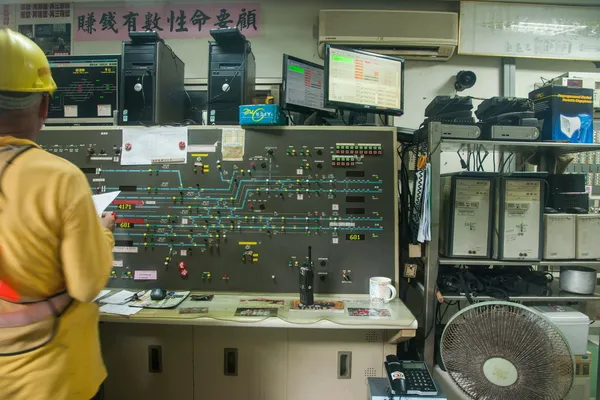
[74,4,260,41]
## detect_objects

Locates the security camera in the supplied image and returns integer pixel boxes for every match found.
[455,70,477,92]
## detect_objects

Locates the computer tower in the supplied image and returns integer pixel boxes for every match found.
[493,173,546,261]
[439,172,495,258]
[207,41,255,125]
[121,40,185,125]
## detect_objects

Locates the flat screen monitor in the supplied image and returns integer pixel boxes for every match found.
[324,45,404,116]
[46,55,120,125]
[281,54,335,115]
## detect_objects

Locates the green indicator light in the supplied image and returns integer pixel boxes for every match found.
[289,65,305,74]
[331,54,354,64]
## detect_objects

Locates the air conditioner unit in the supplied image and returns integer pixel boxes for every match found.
[318,10,458,61]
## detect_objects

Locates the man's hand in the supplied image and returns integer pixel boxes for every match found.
[101,212,116,232]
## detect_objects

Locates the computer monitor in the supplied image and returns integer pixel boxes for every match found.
[281,54,335,115]
[324,45,405,116]
[46,55,120,125]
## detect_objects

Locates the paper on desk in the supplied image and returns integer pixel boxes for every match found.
[92,191,121,217]
[121,127,188,166]
[92,289,111,302]
[99,304,142,316]
[221,127,245,161]
[100,290,136,305]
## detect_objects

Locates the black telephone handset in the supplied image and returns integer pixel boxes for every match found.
[385,355,438,396]
[385,355,408,394]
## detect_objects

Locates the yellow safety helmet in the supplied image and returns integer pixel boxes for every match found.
[0,28,56,94]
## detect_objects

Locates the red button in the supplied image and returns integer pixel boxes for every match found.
[378,150,382,155]
[178,262,186,270]
[179,141,186,150]
[180,268,188,277]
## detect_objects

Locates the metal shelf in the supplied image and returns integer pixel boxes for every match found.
[439,257,600,267]
[441,139,600,156]
[441,281,600,302]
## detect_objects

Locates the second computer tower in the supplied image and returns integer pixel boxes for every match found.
[494,173,546,261]
[121,40,186,125]
[207,41,256,125]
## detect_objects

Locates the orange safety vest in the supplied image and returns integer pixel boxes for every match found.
[0,145,72,355]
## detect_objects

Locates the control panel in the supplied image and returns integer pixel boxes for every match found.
[38,126,398,293]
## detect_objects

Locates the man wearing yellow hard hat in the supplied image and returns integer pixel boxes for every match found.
[0,28,116,400]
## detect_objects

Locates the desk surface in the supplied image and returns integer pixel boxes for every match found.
[99,291,417,342]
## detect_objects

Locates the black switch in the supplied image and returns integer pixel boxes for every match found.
[261,162,267,168]
[317,149,323,155]
[316,163,323,169]
[259,204,265,210]
[268,149,274,155]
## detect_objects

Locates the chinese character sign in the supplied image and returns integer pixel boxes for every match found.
[75,4,260,41]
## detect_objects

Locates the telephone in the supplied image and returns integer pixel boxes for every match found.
[385,356,438,396]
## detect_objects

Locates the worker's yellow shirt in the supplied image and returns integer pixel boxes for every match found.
[0,136,114,400]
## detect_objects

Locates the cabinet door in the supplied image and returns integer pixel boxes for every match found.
[286,329,386,400]
[193,326,288,400]
[100,323,194,400]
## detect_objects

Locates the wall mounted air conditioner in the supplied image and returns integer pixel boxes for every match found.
[318,10,458,61]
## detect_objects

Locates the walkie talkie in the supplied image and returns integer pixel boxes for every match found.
[299,246,314,306]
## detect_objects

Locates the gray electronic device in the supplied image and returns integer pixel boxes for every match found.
[37,126,398,294]
[487,125,540,141]
[440,172,495,258]
[439,123,481,139]
[494,173,546,261]
[543,214,576,259]
[576,214,600,259]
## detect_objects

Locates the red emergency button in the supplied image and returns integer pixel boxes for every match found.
[125,142,132,151]
[179,141,186,150]
[178,262,187,270]
[180,268,188,277]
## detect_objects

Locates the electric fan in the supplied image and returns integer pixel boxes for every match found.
[440,301,574,400]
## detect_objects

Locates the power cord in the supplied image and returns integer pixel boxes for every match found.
[379,114,388,126]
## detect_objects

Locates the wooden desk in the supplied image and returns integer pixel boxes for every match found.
[100,291,418,342]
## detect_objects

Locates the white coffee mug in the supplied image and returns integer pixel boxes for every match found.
[369,277,397,303]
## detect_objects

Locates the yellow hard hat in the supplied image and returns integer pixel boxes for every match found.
[0,28,56,94]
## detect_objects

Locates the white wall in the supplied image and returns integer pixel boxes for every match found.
[13,0,599,131]
[72,0,456,81]
[515,58,599,98]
